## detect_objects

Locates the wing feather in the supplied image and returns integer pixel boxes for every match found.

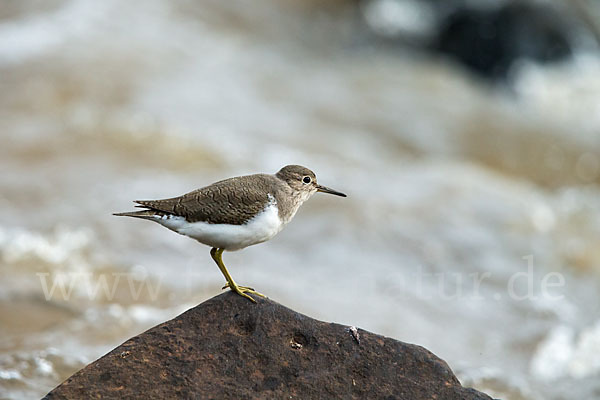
[134,175,274,225]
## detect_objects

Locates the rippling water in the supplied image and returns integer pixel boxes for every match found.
[2,1,600,399]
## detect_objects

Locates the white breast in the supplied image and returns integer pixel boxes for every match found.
[155,201,284,251]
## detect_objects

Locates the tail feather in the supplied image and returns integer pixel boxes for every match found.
[113,210,159,220]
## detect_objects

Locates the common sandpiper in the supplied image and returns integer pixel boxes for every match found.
[114,165,346,302]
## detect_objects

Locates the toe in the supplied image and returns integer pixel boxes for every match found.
[247,290,266,298]
[240,292,257,303]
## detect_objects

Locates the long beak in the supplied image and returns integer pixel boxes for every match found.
[316,184,347,197]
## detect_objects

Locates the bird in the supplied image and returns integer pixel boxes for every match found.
[114,165,347,302]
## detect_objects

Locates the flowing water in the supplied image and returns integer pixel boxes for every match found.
[2,1,600,399]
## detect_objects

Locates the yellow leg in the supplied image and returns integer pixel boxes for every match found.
[209,248,266,303]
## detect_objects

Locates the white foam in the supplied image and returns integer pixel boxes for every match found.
[1,226,92,264]
[34,356,54,376]
[530,325,574,380]
[0,0,114,64]
[0,369,22,380]
[531,321,600,380]
[128,303,195,325]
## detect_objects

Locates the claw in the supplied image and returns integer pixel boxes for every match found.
[210,247,267,303]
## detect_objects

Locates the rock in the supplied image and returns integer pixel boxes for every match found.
[433,1,573,79]
[360,0,577,80]
[44,293,493,399]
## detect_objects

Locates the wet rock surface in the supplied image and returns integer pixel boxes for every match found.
[44,293,493,399]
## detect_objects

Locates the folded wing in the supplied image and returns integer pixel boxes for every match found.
[134,176,272,225]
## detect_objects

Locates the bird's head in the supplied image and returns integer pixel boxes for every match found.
[275,165,346,199]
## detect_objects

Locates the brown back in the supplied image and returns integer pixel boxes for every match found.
[135,174,279,225]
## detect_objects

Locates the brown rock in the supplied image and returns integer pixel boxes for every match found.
[44,293,493,399]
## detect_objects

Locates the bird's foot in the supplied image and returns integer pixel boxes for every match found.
[222,282,266,303]
[222,283,255,291]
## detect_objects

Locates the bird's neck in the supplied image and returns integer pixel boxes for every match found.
[273,188,310,225]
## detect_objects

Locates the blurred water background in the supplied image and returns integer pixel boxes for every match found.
[1,0,600,399]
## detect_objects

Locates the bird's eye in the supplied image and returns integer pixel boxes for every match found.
[302,176,311,184]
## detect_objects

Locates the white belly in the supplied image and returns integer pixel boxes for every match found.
[156,203,284,251]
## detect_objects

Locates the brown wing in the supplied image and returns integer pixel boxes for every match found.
[134,175,273,225]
